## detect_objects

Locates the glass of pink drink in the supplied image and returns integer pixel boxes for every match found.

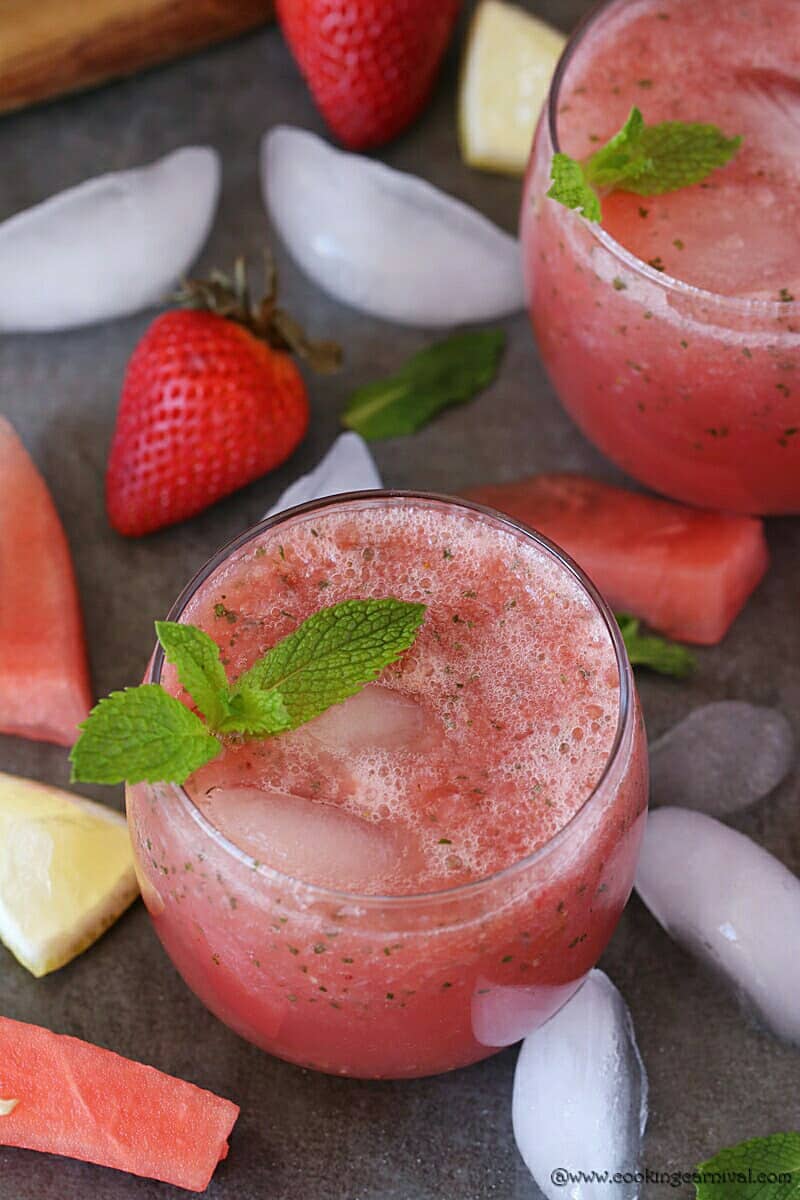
[127,493,647,1079]
[522,0,800,515]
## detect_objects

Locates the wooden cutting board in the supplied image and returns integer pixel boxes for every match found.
[0,0,276,116]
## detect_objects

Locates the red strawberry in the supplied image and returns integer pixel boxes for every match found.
[106,263,339,537]
[277,0,462,150]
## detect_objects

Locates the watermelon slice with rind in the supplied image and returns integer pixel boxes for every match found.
[0,1015,239,1192]
[0,417,92,744]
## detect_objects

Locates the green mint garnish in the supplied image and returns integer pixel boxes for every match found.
[548,106,741,223]
[68,685,220,786]
[70,598,425,786]
[154,621,230,729]
[342,330,505,440]
[695,1132,800,1198]
[616,613,695,679]
[234,597,425,728]
[548,154,602,222]
[216,686,291,737]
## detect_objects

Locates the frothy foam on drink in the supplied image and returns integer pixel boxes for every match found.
[174,502,620,894]
[557,0,800,300]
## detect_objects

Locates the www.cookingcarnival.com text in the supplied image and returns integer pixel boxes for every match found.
[549,1167,792,1189]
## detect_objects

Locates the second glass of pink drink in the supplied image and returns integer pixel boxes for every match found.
[127,493,647,1079]
[522,0,800,514]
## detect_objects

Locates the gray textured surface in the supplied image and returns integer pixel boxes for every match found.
[1,4,799,1198]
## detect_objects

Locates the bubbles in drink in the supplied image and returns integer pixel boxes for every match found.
[181,501,620,895]
[558,0,800,298]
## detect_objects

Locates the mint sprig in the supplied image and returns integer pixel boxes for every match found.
[616,613,696,679]
[70,598,426,786]
[342,330,505,440]
[695,1132,800,1199]
[548,106,741,223]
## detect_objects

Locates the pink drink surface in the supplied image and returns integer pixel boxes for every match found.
[183,502,619,893]
[127,498,647,1078]
[521,0,800,514]
[561,0,800,298]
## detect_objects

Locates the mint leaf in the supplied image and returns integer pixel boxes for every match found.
[547,154,601,222]
[70,686,220,785]
[342,331,505,440]
[616,613,696,679]
[235,598,426,728]
[695,1132,800,1199]
[584,107,652,188]
[616,119,741,195]
[549,106,740,221]
[218,686,291,736]
[155,620,229,729]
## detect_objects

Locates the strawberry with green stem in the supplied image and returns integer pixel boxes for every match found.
[106,259,340,538]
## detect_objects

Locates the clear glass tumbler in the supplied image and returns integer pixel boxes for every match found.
[127,493,648,1079]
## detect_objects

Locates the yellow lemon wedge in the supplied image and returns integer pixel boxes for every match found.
[0,771,138,977]
[459,0,567,176]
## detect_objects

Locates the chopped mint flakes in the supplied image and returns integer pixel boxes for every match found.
[548,106,741,222]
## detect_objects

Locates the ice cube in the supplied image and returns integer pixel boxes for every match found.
[0,147,219,331]
[303,684,431,755]
[261,126,525,327]
[650,702,795,816]
[199,785,422,893]
[735,68,800,161]
[472,979,582,1048]
[512,970,648,1200]
[266,432,382,518]
[635,807,800,1044]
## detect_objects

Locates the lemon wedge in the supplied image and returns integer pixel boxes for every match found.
[459,0,567,175]
[0,772,138,977]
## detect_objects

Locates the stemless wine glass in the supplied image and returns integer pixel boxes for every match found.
[127,492,648,1079]
[521,0,800,515]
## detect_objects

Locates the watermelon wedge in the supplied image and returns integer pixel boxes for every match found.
[0,1015,239,1192]
[0,417,92,745]
[465,473,769,645]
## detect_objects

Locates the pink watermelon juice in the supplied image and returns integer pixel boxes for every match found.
[522,0,800,514]
[127,494,647,1078]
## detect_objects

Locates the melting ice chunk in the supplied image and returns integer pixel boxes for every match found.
[302,684,431,755]
[0,147,220,331]
[472,979,581,1048]
[512,970,648,1200]
[200,786,421,893]
[636,807,800,1045]
[266,432,382,518]
[261,125,525,327]
[650,702,795,816]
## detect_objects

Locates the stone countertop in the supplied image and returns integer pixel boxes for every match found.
[0,3,798,1198]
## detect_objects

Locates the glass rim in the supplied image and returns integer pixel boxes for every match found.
[546,0,799,315]
[148,489,635,908]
